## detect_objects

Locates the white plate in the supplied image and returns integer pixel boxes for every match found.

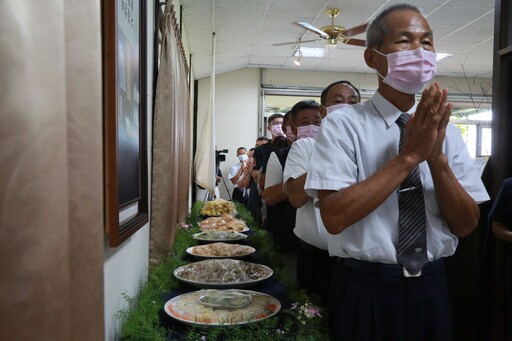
[198,215,248,233]
[173,259,273,289]
[192,231,248,243]
[164,289,281,326]
[186,243,256,259]
[200,226,250,233]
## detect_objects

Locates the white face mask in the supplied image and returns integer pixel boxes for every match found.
[326,103,351,115]
[238,154,248,162]
[373,47,437,94]
[285,126,296,142]
[296,124,320,140]
[269,123,286,138]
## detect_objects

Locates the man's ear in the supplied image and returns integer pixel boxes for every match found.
[291,124,298,136]
[319,105,327,118]
[364,48,377,69]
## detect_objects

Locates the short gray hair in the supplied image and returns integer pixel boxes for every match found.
[366,4,422,49]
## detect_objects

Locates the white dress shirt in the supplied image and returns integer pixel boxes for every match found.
[283,137,330,250]
[305,91,490,263]
[264,152,283,188]
[228,162,243,189]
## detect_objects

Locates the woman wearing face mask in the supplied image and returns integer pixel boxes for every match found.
[228,147,249,204]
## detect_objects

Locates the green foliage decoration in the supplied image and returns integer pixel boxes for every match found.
[118,201,329,341]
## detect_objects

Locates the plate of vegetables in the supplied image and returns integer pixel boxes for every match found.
[164,289,281,326]
[192,230,248,243]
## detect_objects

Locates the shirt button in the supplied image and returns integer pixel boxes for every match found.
[415,247,422,253]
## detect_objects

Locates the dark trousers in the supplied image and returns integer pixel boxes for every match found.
[232,187,246,205]
[329,259,452,341]
[506,246,512,338]
[296,239,335,307]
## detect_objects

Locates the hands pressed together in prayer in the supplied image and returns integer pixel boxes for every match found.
[242,158,254,174]
[402,83,453,166]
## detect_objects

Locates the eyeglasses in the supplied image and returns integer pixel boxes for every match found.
[269,121,283,126]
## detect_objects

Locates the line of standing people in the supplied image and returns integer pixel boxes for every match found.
[228,4,491,340]
[248,4,489,340]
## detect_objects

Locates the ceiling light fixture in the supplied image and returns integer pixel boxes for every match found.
[436,53,453,62]
[293,47,302,66]
[300,47,325,58]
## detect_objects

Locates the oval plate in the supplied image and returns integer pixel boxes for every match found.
[164,289,281,326]
[199,226,250,233]
[192,231,248,243]
[174,259,273,289]
[186,243,256,260]
[198,215,248,233]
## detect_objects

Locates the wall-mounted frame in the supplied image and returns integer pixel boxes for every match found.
[103,0,148,247]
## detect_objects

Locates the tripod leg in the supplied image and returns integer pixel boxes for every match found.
[221,175,232,200]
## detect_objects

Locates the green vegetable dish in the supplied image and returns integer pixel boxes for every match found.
[198,289,252,308]
[192,230,247,242]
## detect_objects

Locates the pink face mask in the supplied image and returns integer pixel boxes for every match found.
[270,123,286,138]
[326,103,351,115]
[296,124,320,140]
[285,126,296,142]
[374,47,437,94]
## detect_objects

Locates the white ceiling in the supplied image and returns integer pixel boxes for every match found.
[181,0,495,80]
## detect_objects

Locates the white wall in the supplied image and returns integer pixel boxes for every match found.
[197,68,261,200]
[262,68,378,90]
[103,1,154,339]
[260,68,490,96]
[103,227,149,340]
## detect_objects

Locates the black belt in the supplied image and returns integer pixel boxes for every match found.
[338,257,445,278]
[297,238,333,260]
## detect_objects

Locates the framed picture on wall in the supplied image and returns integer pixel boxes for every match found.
[103,0,148,247]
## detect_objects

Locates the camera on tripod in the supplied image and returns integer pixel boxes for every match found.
[215,149,228,166]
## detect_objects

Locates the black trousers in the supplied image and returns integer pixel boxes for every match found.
[329,258,452,341]
[296,239,335,307]
[232,187,246,204]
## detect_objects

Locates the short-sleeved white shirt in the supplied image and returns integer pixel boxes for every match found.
[264,152,283,188]
[228,162,243,189]
[283,137,330,250]
[305,91,490,263]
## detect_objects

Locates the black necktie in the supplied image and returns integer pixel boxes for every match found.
[396,113,428,274]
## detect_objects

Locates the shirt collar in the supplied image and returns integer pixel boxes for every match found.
[370,91,418,128]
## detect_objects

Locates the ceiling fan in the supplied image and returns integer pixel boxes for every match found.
[273,8,368,47]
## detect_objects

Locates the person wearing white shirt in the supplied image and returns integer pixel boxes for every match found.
[253,115,285,226]
[305,4,490,340]
[263,111,297,252]
[283,81,360,306]
[228,147,248,204]
[318,80,361,117]
[247,139,268,224]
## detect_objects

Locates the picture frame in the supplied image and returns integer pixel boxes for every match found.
[103,0,148,247]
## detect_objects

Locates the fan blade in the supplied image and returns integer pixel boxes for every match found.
[343,23,369,37]
[296,22,329,38]
[272,39,322,46]
[344,38,366,47]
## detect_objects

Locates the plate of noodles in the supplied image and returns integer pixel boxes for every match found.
[186,242,256,259]
[173,259,273,288]
[164,289,281,326]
